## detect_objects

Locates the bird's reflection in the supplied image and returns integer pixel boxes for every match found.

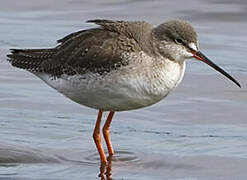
[98,156,113,180]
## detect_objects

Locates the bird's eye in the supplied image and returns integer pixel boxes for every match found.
[175,38,183,44]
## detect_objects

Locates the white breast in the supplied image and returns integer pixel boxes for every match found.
[34,53,185,111]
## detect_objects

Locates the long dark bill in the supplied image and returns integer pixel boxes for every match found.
[193,51,241,88]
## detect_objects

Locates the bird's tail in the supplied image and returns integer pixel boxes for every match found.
[7,48,56,72]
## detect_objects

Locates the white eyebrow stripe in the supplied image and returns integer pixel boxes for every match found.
[188,43,198,51]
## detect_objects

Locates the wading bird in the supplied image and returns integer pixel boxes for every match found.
[7,19,241,163]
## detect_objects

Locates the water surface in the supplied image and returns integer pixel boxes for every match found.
[0,0,247,179]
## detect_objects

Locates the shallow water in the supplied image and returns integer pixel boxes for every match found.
[0,0,247,179]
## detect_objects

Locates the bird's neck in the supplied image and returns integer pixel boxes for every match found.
[151,56,186,92]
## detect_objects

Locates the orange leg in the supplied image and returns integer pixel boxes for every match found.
[93,110,107,163]
[103,111,115,156]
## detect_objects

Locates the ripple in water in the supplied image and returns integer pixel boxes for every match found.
[87,150,139,163]
[59,150,140,166]
[0,145,60,165]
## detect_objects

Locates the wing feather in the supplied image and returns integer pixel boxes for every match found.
[8,19,153,77]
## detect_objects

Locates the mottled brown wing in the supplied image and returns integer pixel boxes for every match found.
[42,28,140,76]
[7,19,150,77]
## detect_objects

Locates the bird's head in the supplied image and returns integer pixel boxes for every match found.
[153,20,241,88]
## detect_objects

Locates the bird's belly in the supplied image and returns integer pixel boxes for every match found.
[68,81,170,111]
[35,61,185,111]
[36,75,168,111]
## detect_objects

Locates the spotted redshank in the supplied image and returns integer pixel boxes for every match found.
[7,19,241,163]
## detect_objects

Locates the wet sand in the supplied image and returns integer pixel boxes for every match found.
[1,0,247,179]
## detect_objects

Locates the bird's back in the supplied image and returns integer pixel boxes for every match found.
[7,19,154,77]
